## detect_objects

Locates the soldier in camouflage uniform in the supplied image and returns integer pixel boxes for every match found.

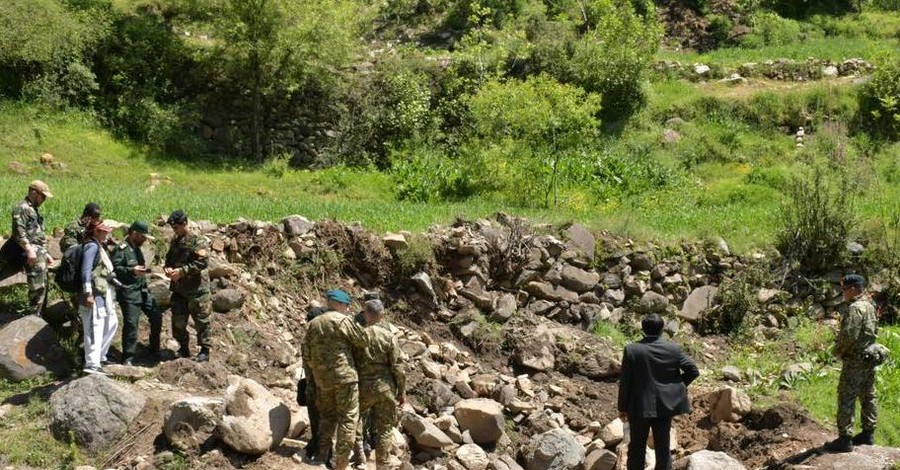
[164,210,212,362]
[301,305,329,461]
[2,181,55,314]
[825,274,878,453]
[302,289,366,470]
[59,202,101,253]
[355,299,405,470]
[112,221,161,365]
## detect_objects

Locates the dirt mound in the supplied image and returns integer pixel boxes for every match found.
[156,359,230,392]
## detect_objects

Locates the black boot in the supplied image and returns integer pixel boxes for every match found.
[824,435,854,453]
[195,347,209,362]
[178,346,190,358]
[852,430,874,446]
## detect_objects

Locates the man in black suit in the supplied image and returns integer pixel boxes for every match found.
[618,314,700,470]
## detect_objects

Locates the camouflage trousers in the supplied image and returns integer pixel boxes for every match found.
[837,362,877,437]
[317,381,359,469]
[26,247,48,311]
[170,292,211,351]
[359,384,398,468]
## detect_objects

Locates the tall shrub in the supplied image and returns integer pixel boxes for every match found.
[859,55,900,141]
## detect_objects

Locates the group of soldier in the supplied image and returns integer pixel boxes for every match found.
[302,289,406,470]
[0,180,213,372]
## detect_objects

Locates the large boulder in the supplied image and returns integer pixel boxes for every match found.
[637,291,669,314]
[563,224,595,262]
[511,324,556,372]
[164,397,225,451]
[212,288,244,313]
[49,375,147,451]
[400,412,453,448]
[148,277,172,309]
[523,428,585,470]
[560,265,600,293]
[679,286,718,322]
[454,398,505,445]
[218,376,291,455]
[673,450,745,470]
[0,315,68,381]
[708,387,751,424]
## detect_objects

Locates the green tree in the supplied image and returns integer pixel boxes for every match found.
[213,0,366,160]
[467,74,601,207]
[859,55,900,141]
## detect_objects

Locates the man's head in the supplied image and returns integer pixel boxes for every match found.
[127,220,155,247]
[81,202,101,223]
[641,313,664,337]
[842,274,866,301]
[27,180,53,206]
[326,289,352,312]
[363,299,385,324]
[167,210,189,236]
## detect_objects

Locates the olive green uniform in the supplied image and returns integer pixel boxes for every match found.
[356,322,405,469]
[835,295,878,438]
[112,239,161,361]
[303,310,365,469]
[10,198,49,309]
[60,218,89,254]
[164,231,211,354]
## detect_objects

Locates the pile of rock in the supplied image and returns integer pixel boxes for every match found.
[654,58,874,82]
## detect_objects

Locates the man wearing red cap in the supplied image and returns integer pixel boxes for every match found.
[80,221,119,374]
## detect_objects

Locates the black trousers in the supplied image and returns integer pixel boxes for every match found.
[628,416,673,470]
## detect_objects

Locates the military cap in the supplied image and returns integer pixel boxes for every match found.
[326,289,352,304]
[128,220,155,240]
[842,274,866,288]
[167,209,188,225]
[82,202,101,218]
[364,299,384,313]
[28,180,53,198]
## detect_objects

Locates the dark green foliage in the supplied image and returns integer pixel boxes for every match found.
[700,262,769,335]
[859,55,900,141]
[775,168,855,274]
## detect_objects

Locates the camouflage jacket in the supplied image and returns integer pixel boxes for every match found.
[302,310,365,387]
[111,239,149,303]
[11,198,46,250]
[356,322,405,396]
[836,295,877,364]
[59,218,88,253]
[164,231,209,297]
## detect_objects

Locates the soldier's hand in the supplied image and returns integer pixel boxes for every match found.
[167,267,183,281]
[25,247,37,266]
[133,265,148,277]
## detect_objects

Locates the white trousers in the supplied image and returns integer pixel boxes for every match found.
[81,300,118,369]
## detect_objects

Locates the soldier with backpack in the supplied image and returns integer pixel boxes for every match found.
[59,202,102,253]
[80,222,120,375]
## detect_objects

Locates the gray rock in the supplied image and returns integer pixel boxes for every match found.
[721,366,742,382]
[411,271,439,305]
[525,282,578,303]
[512,324,556,371]
[0,315,68,381]
[599,418,624,447]
[207,257,237,280]
[491,293,517,322]
[679,286,718,322]
[674,450,745,470]
[637,291,669,314]
[212,288,244,313]
[164,397,225,451]
[560,265,600,293]
[456,443,490,470]
[603,289,625,306]
[423,379,461,412]
[584,449,617,470]
[600,272,622,290]
[49,375,147,451]
[630,253,654,272]
[218,376,291,455]
[563,224,595,262]
[757,288,781,304]
[847,241,865,256]
[454,398,505,445]
[791,445,900,469]
[694,64,711,75]
[525,300,556,316]
[708,387,751,424]
[523,428,585,470]
[281,215,314,236]
[822,65,839,77]
[401,412,453,448]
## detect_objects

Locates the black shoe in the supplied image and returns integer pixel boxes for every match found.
[824,435,854,453]
[178,347,190,358]
[852,431,875,446]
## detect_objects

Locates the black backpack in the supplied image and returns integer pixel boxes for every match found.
[56,242,100,293]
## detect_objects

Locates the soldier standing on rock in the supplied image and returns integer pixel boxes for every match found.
[0,180,55,315]
[112,221,162,366]
[354,299,405,470]
[825,274,879,453]
[59,202,101,253]
[164,210,212,362]
[303,289,366,470]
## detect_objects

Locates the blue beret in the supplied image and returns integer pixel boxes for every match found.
[326,289,352,304]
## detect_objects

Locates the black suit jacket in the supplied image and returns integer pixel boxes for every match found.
[617,336,700,418]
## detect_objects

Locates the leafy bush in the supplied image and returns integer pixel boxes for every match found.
[467,74,601,207]
[858,55,900,141]
[390,143,487,202]
[701,262,769,336]
[707,14,735,47]
[394,233,437,276]
[742,12,804,47]
[591,144,681,198]
[775,167,855,274]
